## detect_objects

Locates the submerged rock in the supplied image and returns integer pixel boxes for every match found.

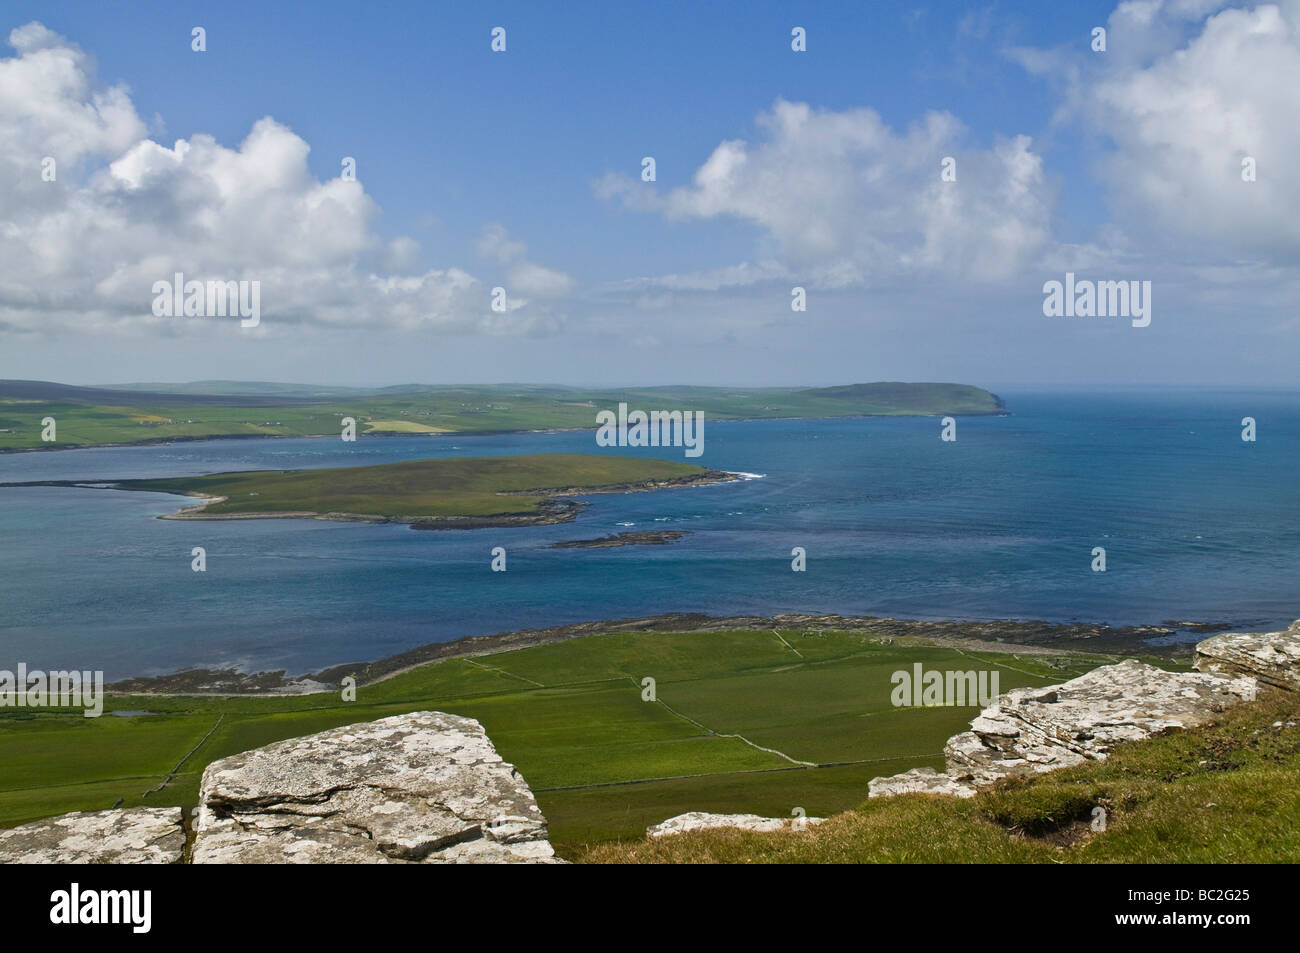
[191,711,558,864]
[648,811,825,837]
[1194,622,1300,693]
[0,807,184,864]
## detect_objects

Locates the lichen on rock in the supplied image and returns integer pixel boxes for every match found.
[0,807,184,864]
[869,621,1300,800]
[190,710,559,864]
[647,811,825,837]
[1194,622,1300,693]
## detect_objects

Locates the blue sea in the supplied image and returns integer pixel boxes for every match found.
[1,390,1297,679]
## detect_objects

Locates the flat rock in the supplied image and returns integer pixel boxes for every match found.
[867,767,976,799]
[191,711,558,864]
[871,659,1258,797]
[647,811,825,837]
[1195,621,1300,693]
[0,807,184,864]
[945,660,1256,785]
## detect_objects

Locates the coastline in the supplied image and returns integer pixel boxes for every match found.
[0,406,1010,455]
[0,469,742,528]
[104,610,1228,696]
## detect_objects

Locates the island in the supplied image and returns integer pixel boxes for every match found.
[6,454,738,529]
[550,530,690,548]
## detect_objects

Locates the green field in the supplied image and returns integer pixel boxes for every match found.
[0,380,1004,451]
[586,683,1300,864]
[109,453,722,520]
[0,628,1162,858]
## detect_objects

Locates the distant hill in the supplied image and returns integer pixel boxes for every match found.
[798,382,1005,413]
[100,380,385,399]
[0,379,1004,451]
[0,379,337,407]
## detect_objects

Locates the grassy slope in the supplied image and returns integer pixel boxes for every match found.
[115,453,716,518]
[0,629,1175,859]
[582,688,1300,864]
[0,381,1003,451]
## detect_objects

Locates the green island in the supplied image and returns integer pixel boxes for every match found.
[0,380,1004,452]
[3,625,1293,862]
[9,454,735,527]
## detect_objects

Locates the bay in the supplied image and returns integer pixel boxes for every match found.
[1,389,1296,679]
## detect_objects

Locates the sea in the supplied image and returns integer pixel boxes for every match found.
[1,389,1297,679]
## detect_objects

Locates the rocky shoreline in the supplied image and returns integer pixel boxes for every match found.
[106,611,1231,695]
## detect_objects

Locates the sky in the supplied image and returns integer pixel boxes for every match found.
[1,0,1297,389]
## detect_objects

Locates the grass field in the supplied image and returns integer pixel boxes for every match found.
[0,628,1172,858]
[111,453,724,520]
[0,381,1004,451]
[584,685,1300,864]
[362,419,452,433]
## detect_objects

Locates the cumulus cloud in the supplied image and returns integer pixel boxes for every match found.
[1015,1,1300,261]
[595,98,1054,287]
[474,223,576,300]
[0,23,565,336]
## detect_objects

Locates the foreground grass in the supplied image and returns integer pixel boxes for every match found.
[0,381,1002,451]
[115,453,719,519]
[580,689,1300,863]
[0,629,1132,856]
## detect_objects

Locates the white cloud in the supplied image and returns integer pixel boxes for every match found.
[0,23,563,336]
[595,98,1054,286]
[475,222,527,264]
[474,223,576,299]
[1009,2,1300,263]
[1087,2,1300,258]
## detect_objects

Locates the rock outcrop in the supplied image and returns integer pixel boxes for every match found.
[1194,621,1300,693]
[870,622,1300,800]
[191,711,557,863]
[9,623,1298,861]
[867,767,977,799]
[939,660,1255,789]
[648,811,825,837]
[0,807,184,864]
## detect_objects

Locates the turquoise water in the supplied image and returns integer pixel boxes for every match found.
[1,390,1297,678]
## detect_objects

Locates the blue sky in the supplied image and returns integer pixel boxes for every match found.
[12,0,1082,278]
[2,1,1297,387]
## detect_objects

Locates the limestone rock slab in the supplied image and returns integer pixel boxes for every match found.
[1195,622,1300,693]
[647,811,825,837]
[0,807,184,864]
[871,659,1258,798]
[867,767,977,799]
[191,711,557,863]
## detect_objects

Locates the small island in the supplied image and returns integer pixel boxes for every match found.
[551,530,690,548]
[22,453,738,529]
